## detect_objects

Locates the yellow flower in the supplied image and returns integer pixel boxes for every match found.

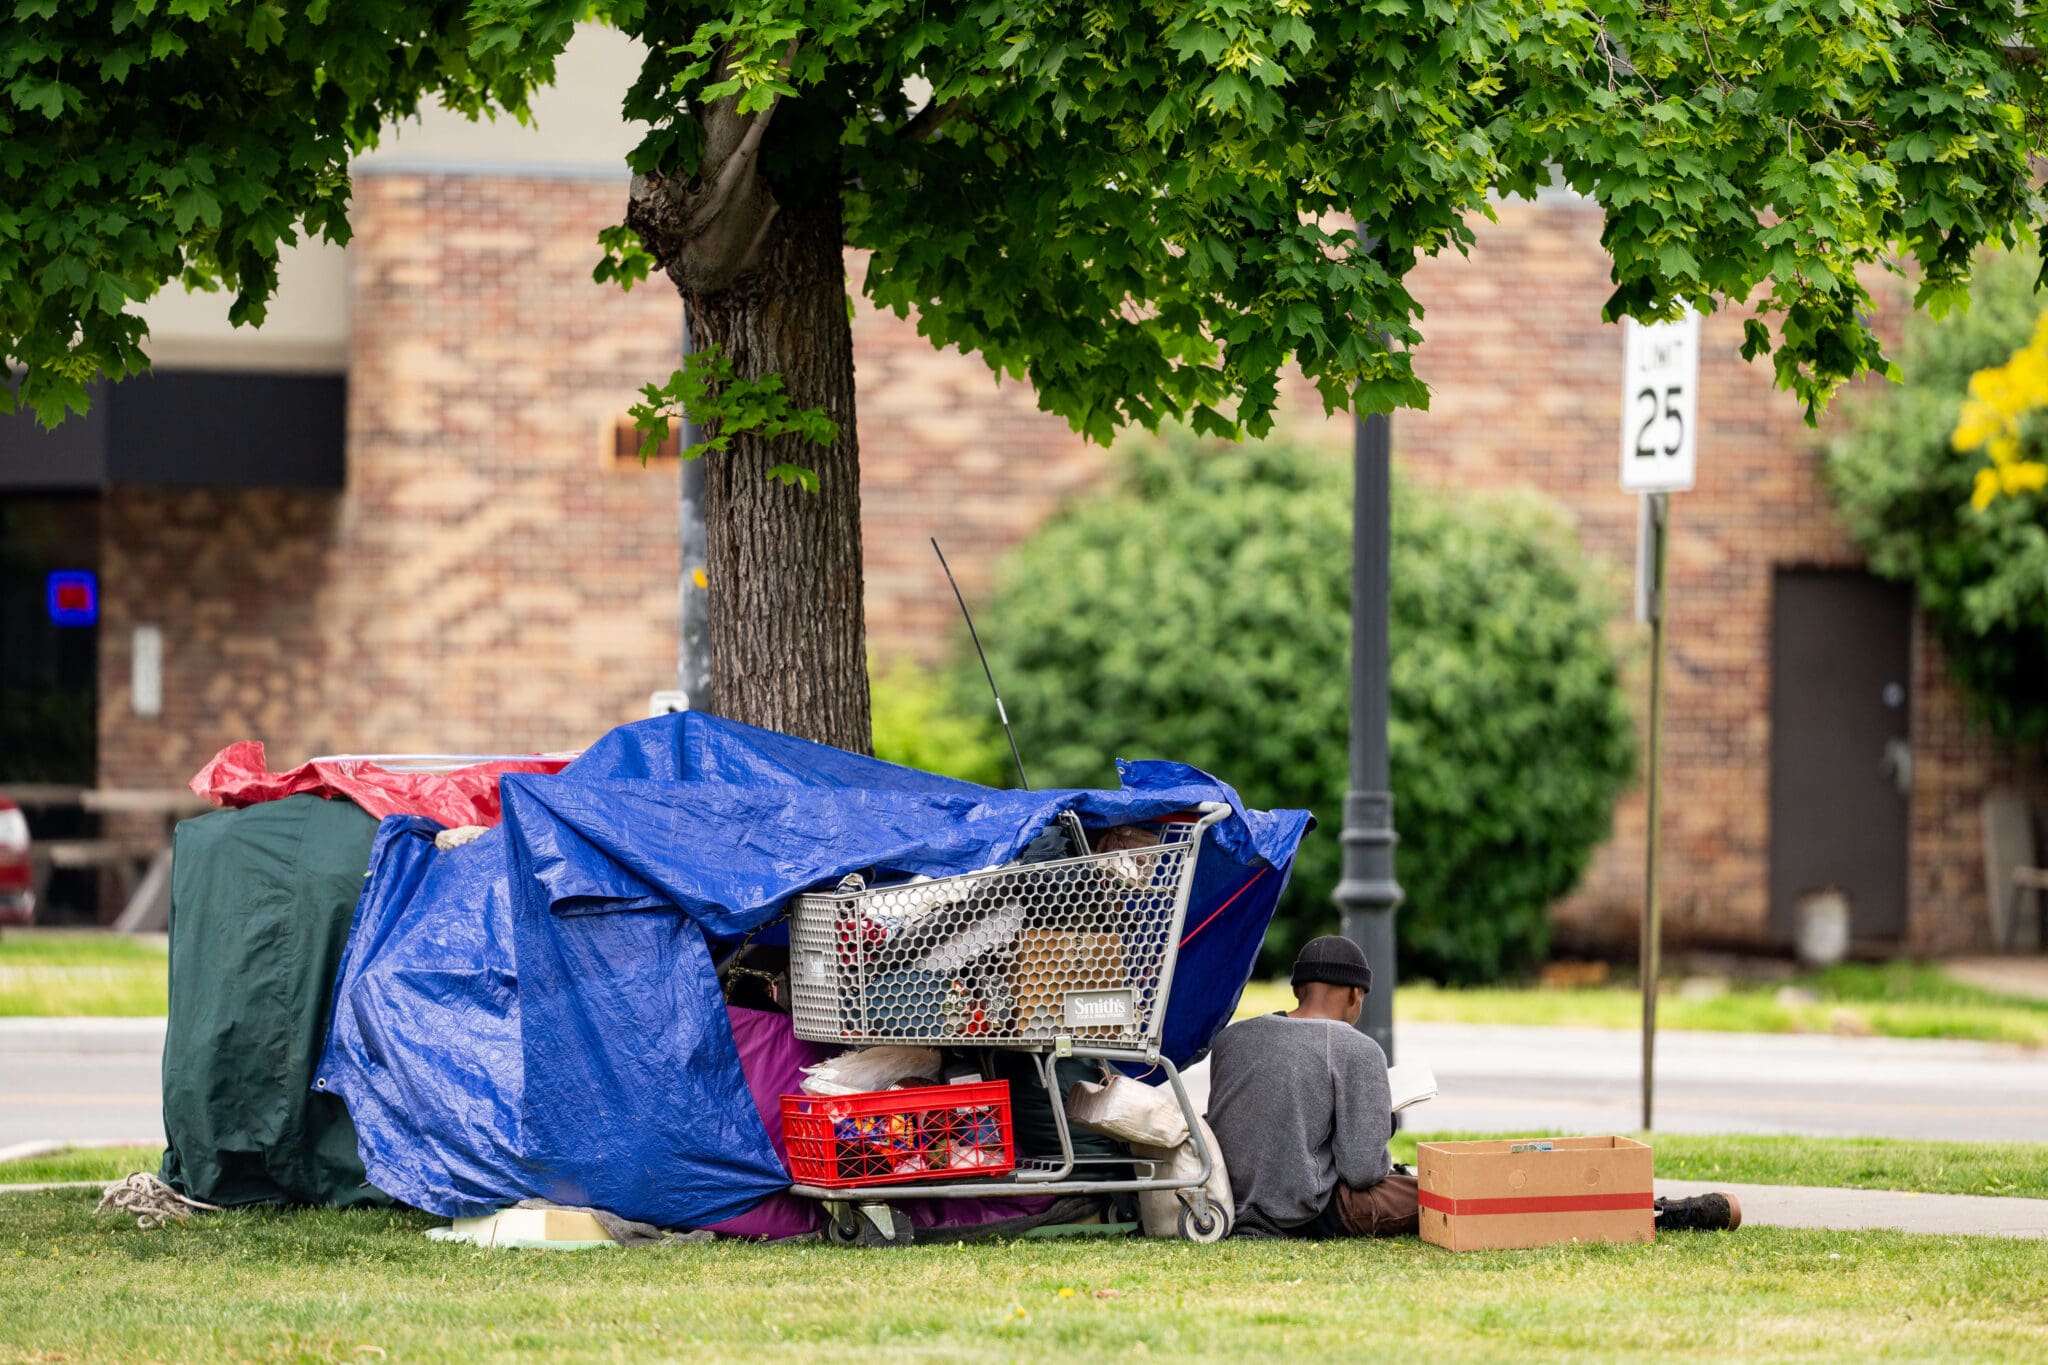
[1952,410,2000,451]
[2001,460,2048,497]
[1952,314,2048,509]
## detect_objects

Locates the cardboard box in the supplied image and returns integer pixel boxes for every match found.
[1417,1136,1653,1251]
[1010,930,1125,1037]
[1092,824,1161,854]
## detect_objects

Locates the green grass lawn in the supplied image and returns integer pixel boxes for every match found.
[12,1132,2047,1201]
[0,1144,162,1185]
[1240,961,2048,1046]
[0,1190,2042,1363]
[0,930,168,1016]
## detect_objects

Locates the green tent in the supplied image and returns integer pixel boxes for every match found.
[159,794,391,1207]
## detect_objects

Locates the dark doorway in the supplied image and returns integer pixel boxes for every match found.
[1769,569,1913,943]
[0,496,99,784]
[0,496,101,924]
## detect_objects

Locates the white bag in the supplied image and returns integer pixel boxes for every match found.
[1065,1072,1190,1149]
[799,1045,942,1096]
[1134,1118,1233,1239]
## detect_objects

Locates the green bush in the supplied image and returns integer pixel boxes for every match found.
[1826,252,2048,747]
[869,654,1012,789]
[957,434,1636,984]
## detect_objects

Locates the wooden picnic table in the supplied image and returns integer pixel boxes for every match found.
[78,788,214,819]
[22,787,215,934]
[5,783,89,808]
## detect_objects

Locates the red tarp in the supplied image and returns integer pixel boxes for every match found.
[190,742,575,829]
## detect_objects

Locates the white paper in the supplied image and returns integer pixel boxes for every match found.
[1389,1061,1438,1113]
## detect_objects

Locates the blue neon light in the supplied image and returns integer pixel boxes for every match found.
[46,570,99,627]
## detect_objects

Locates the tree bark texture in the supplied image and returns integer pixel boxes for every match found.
[683,195,872,753]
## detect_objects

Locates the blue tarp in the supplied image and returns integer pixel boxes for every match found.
[316,713,1312,1228]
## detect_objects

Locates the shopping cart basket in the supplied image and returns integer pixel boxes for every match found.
[786,801,1231,1245]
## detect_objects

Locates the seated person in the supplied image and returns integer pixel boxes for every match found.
[1210,935,1742,1239]
[1208,935,1415,1238]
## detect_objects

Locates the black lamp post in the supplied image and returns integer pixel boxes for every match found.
[1336,402,1402,1059]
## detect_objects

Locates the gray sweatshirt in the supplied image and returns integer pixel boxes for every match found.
[1206,1012,1394,1234]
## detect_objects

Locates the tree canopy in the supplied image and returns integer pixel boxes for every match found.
[0,0,572,422]
[6,2,2048,437]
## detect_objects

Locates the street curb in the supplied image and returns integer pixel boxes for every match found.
[0,1017,166,1054]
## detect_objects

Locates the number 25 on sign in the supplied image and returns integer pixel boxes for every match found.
[1620,310,1700,494]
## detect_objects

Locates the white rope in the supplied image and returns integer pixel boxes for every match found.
[96,1172,223,1229]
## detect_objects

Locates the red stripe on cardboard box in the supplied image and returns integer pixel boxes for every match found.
[1418,1190,1653,1218]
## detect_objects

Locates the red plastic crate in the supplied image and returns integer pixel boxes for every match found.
[781,1080,1016,1189]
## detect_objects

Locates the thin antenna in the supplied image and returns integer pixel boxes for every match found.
[932,537,1030,791]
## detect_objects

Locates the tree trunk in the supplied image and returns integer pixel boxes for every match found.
[685,192,871,753]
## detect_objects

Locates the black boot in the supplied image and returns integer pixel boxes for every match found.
[1655,1192,1742,1232]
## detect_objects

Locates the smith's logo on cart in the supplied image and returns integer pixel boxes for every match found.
[1064,989,1135,1029]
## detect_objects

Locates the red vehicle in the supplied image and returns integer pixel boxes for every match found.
[0,795,34,925]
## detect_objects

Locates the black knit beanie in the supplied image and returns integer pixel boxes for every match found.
[1291,934,1373,993]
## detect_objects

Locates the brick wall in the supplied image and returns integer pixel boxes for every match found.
[99,490,340,788]
[1908,631,2048,956]
[100,174,686,784]
[327,174,686,757]
[1382,198,1863,950]
[1383,198,2046,955]
[98,174,1100,772]
[93,177,2043,954]
[848,251,1108,661]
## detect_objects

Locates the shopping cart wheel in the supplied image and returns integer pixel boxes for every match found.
[1177,1199,1229,1244]
[827,1202,914,1248]
[824,1205,862,1245]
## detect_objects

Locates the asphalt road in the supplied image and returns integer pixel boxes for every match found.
[1,1019,166,1149]
[1399,1021,2048,1142]
[4,1017,2046,1150]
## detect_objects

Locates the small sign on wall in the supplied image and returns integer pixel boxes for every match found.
[132,625,163,718]
[46,570,98,626]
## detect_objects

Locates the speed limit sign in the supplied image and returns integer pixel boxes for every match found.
[1620,310,1700,492]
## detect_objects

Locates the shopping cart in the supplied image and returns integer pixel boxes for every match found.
[786,801,1231,1245]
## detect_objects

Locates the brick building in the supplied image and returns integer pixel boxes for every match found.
[2,28,2041,955]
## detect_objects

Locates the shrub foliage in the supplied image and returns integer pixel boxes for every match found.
[961,436,1635,984]
[1827,253,2048,747]
[870,655,1012,790]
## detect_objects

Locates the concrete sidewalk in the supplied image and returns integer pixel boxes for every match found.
[1944,956,2048,1002]
[1655,1179,2048,1239]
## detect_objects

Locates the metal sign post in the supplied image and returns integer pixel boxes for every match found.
[1620,309,1699,1132]
[1639,491,1669,1131]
